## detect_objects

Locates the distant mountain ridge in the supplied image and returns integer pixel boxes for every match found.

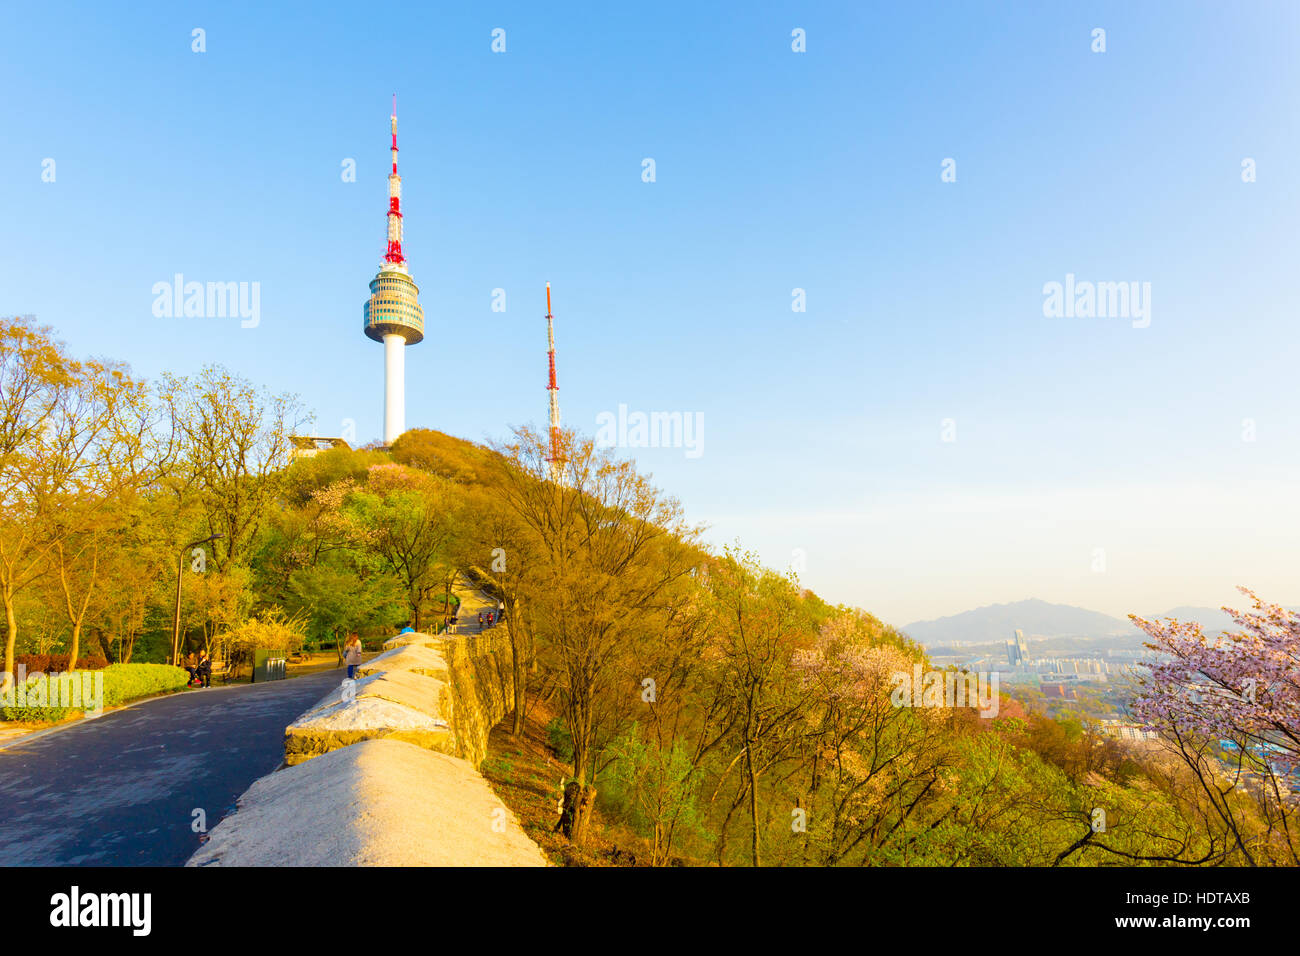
[902,599,1273,647]
[903,599,1136,645]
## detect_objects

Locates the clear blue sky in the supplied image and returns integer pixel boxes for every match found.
[3,1,1297,625]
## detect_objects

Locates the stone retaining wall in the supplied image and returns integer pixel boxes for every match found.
[283,627,513,769]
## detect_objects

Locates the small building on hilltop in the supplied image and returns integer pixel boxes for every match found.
[289,436,351,460]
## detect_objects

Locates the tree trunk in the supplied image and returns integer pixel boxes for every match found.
[746,765,761,866]
[557,707,596,845]
[509,600,525,736]
[556,781,596,844]
[2,590,17,691]
[58,543,98,669]
[744,719,762,866]
[510,653,526,735]
[68,622,82,671]
[442,570,457,634]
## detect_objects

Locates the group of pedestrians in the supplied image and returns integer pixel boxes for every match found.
[335,600,505,681]
[447,601,504,635]
[182,651,212,688]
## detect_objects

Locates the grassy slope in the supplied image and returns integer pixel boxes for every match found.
[480,702,655,866]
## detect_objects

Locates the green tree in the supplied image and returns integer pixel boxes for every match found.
[460,481,544,735]
[0,317,156,684]
[493,427,700,845]
[160,365,307,570]
[344,464,461,632]
[602,722,705,865]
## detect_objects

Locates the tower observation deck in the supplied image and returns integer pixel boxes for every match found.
[363,95,424,445]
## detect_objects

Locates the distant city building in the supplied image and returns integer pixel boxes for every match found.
[1030,657,1112,679]
[1100,720,1160,742]
[1006,628,1032,667]
[289,436,351,460]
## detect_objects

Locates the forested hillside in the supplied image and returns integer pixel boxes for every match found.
[3,314,1296,866]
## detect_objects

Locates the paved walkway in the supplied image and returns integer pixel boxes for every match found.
[0,669,340,866]
[448,582,504,636]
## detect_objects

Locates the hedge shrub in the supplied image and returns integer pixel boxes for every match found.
[99,663,191,706]
[0,662,190,722]
[10,652,109,674]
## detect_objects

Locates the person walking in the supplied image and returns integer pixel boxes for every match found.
[477,612,484,630]
[344,633,363,680]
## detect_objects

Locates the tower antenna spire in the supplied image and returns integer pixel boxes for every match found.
[545,282,563,482]
[383,94,404,262]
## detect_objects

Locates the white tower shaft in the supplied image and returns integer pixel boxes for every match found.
[383,333,405,445]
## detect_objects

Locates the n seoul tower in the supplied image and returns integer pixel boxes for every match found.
[363,95,424,446]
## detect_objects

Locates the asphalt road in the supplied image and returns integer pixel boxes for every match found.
[0,669,342,866]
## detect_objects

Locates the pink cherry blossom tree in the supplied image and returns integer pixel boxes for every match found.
[1131,588,1299,865]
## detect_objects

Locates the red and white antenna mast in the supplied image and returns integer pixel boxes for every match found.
[384,93,405,266]
[545,282,563,482]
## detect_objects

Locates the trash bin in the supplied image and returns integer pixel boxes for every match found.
[253,648,287,683]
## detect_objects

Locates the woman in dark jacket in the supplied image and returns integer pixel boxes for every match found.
[195,651,213,688]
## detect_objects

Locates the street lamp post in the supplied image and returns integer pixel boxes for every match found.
[171,534,224,667]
